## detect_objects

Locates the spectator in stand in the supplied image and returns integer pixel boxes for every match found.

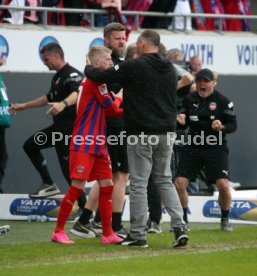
[141,0,177,29]
[190,0,206,30]
[23,0,40,24]
[1,0,26,25]
[42,0,64,26]
[169,0,192,31]
[200,0,227,31]
[63,0,84,26]
[83,0,121,27]
[122,0,153,32]
[189,55,202,77]
[221,0,251,31]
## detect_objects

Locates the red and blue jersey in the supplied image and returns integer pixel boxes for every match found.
[70,78,123,156]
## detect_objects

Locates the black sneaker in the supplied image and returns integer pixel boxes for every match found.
[0,225,10,237]
[91,220,103,235]
[115,225,129,238]
[70,221,99,238]
[117,234,149,248]
[220,219,233,232]
[170,223,190,232]
[173,227,189,248]
[29,183,60,198]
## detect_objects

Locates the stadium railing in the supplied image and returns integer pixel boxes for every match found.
[0,5,257,32]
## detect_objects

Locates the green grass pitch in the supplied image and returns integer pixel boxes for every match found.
[1,221,257,275]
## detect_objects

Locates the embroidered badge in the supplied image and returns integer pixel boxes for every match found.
[209,102,217,111]
[98,84,108,96]
[76,165,85,175]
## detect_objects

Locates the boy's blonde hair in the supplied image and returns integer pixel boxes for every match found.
[88,46,112,64]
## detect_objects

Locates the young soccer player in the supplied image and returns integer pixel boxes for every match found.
[51,46,123,244]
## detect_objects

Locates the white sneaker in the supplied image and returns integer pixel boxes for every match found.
[0,225,10,236]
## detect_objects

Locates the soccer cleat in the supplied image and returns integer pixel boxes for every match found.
[91,220,103,235]
[101,233,123,245]
[0,225,10,236]
[117,234,149,248]
[220,219,233,232]
[173,227,189,248]
[147,221,162,234]
[29,183,60,198]
[115,225,129,238]
[70,221,99,238]
[51,231,74,244]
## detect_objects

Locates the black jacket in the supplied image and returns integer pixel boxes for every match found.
[84,53,178,134]
[106,52,124,129]
[179,90,237,147]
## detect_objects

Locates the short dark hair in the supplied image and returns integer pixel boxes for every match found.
[40,43,64,60]
[104,22,126,38]
[139,30,160,47]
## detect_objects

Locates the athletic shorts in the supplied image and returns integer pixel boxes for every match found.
[107,128,129,173]
[175,146,229,183]
[69,151,112,181]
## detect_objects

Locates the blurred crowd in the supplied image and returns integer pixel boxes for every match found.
[0,0,252,32]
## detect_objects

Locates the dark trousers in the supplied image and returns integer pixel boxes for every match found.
[63,0,84,26]
[23,124,86,209]
[147,175,162,224]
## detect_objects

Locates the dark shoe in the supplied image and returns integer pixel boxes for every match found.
[220,219,233,232]
[115,225,129,238]
[147,222,162,234]
[70,221,99,238]
[117,234,148,248]
[173,227,189,248]
[0,225,10,236]
[91,220,103,235]
[29,183,60,198]
[170,223,190,232]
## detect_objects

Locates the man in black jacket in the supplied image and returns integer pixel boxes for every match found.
[84,29,188,248]
[175,68,237,232]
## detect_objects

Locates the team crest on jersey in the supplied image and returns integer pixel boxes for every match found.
[76,165,85,175]
[209,102,217,111]
[98,84,108,96]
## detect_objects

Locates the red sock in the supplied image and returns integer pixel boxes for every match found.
[55,186,83,233]
[99,185,113,236]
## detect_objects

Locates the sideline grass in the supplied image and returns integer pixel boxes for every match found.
[1,221,257,275]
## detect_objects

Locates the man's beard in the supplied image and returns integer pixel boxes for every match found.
[112,47,125,58]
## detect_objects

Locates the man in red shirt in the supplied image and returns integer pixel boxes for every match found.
[51,46,123,244]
